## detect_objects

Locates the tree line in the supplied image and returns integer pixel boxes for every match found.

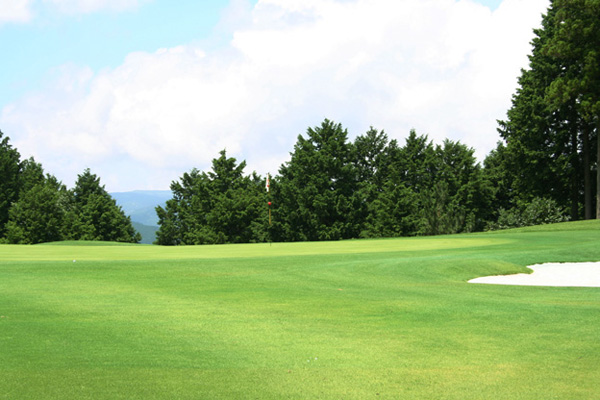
[493,0,599,221]
[156,0,599,245]
[1,0,597,245]
[0,131,140,244]
[154,119,568,245]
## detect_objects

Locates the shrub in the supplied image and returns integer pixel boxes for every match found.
[487,197,570,230]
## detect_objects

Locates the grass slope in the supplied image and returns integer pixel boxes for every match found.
[1,221,599,399]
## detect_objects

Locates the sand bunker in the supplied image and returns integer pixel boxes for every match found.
[469,262,600,287]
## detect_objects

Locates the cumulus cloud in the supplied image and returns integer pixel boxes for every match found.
[0,0,33,24]
[1,0,550,191]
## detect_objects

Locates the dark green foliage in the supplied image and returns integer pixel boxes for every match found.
[270,124,491,241]
[72,168,107,205]
[400,136,493,236]
[19,157,46,192]
[5,180,67,244]
[546,0,600,218]
[545,0,600,121]
[4,156,67,244]
[353,128,410,238]
[3,3,599,244]
[154,121,495,244]
[358,130,433,237]
[482,143,514,217]
[392,131,438,235]
[497,4,573,209]
[68,169,141,243]
[155,169,200,245]
[359,180,414,238]
[365,132,491,237]
[420,181,461,235]
[72,193,139,242]
[353,127,394,190]
[496,0,600,220]
[273,120,360,241]
[2,159,140,244]
[0,131,22,237]
[393,132,442,234]
[155,150,265,245]
[432,139,493,233]
[487,197,570,230]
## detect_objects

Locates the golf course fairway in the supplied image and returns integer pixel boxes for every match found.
[1,220,599,399]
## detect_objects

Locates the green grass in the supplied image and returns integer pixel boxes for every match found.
[1,221,600,399]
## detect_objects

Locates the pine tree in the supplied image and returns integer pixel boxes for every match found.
[69,169,141,243]
[498,0,600,220]
[155,150,265,245]
[497,4,576,213]
[544,0,600,218]
[393,130,438,235]
[417,140,492,235]
[352,127,397,237]
[155,169,201,245]
[0,131,22,237]
[274,119,360,241]
[5,178,67,244]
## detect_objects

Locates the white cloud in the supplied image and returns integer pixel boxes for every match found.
[0,0,33,24]
[1,0,550,191]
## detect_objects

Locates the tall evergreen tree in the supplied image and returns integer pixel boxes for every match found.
[544,0,600,218]
[497,4,575,214]
[422,139,492,234]
[352,128,401,237]
[498,1,599,220]
[0,131,22,237]
[483,142,515,218]
[199,151,264,244]
[273,119,360,241]
[19,157,46,193]
[5,176,67,244]
[69,169,141,243]
[155,169,201,245]
[6,158,67,244]
[353,127,393,187]
[155,150,265,245]
[392,130,438,235]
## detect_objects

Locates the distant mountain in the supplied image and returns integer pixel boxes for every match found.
[132,221,160,245]
[111,190,172,243]
[111,190,171,226]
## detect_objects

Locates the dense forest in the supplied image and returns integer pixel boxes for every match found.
[0,132,140,244]
[154,121,570,245]
[495,0,600,221]
[1,0,597,245]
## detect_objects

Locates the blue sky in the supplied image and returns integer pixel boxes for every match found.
[1,0,549,191]
[2,1,255,103]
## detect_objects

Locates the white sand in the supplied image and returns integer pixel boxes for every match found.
[468,262,600,287]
